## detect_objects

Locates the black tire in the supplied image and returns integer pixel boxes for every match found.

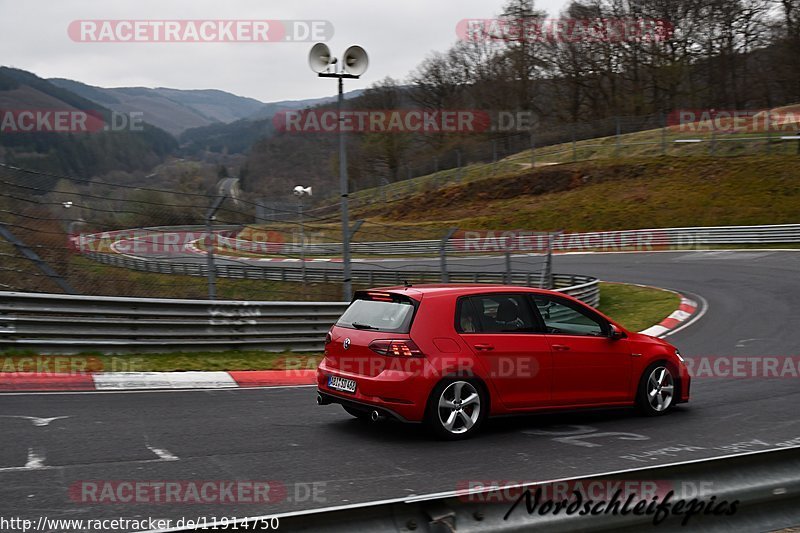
[342,405,370,421]
[424,378,488,440]
[636,363,678,416]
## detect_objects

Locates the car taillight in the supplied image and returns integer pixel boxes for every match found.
[367,291,394,302]
[325,332,332,345]
[369,339,424,358]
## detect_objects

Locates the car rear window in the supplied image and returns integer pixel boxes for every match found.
[336,292,417,333]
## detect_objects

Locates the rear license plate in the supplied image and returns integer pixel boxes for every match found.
[328,375,357,393]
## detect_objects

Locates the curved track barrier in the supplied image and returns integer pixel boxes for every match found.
[82,250,565,288]
[211,223,800,256]
[157,446,800,533]
[0,275,597,354]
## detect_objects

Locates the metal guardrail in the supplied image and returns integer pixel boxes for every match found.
[215,224,800,256]
[0,292,348,354]
[0,275,598,354]
[82,250,555,287]
[552,223,800,247]
[153,446,800,533]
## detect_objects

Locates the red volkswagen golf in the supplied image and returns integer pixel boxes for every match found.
[316,285,690,440]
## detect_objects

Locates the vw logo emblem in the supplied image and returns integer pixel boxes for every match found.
[343,338,351,350]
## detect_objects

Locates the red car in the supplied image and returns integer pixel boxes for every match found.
[317,285,690,440]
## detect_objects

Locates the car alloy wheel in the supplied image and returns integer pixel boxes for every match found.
[437,380,481,435]
[647,366,675,412]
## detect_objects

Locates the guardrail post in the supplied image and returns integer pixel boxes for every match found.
[440,228,458,283]
[504,250,512,284]
[543,232,556,289]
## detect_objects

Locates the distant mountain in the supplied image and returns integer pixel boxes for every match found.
[48,79,266,135]
[249,90,364,120]
[48,79,364,136]
[0,67,177,181]
[0,66,366,186]
[179,89,365,155]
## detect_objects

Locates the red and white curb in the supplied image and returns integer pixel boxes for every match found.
[639,296,700,338]
[0,370,316,392]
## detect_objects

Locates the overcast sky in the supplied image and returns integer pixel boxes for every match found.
[1,0,569,103]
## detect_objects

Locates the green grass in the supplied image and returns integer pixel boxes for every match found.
[0,350,322,373]
[505,128,798,166]
[318,118,800,213]
[355,155,800,231]
[237,154,800,243]
[94,351,322,372]
[598,282,680,333]
[0,282,680,371]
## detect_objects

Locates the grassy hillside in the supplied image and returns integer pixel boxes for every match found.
[341,105,800,212]
[355,155,800,231]
[237,154,800,244]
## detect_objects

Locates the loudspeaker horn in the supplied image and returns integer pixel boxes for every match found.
[308,43,335,73]
[342,45,369,76]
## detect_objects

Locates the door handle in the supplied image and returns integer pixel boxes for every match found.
[473,344,495,351]
[551,344,571,351]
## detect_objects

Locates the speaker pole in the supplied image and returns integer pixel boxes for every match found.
[338,75,352,301]
[310,43,367,302]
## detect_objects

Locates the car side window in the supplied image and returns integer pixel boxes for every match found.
[456,294,539,333]
[456,298,480,333]
[532,295,608,337]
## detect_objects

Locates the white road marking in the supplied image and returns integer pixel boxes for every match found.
[0,448,48,473]
[736,338,768,348]
[523,425,597,436]
[25,448,45,469]
[146,445,179,462]
[523,425,650,448]
[554,432,650,448]
[0,415,70,426]
[0,456,184,474]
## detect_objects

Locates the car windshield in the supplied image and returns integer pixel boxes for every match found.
[336,298,415,333]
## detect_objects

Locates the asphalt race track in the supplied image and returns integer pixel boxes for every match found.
[2,250,799,530]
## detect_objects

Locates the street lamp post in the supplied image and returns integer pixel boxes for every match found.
[293,185,312,282]
[309,43,368,301]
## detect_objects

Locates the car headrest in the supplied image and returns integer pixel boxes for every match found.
[496,299,519,323]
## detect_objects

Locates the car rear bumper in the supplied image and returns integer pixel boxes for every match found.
[316,359,430,421]
[316,390,419,423]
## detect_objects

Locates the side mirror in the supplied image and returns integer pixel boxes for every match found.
[609,324,626,340]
